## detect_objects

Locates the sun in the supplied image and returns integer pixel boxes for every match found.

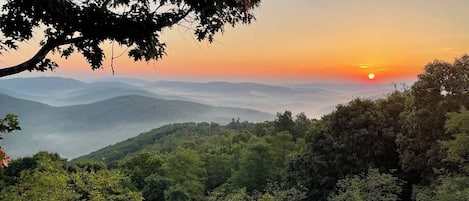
[368,73,375,80]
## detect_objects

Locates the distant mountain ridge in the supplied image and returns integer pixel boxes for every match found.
[0,76,401,118]
[0,76,87,96]
[0,92,273,159]
[0,76,406,159]
[0,77,171,106]
[150,80,295,94]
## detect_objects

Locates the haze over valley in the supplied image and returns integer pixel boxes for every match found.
[0,76,403,159]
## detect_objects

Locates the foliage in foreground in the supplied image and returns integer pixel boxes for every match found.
[0,113,21,168]
[0,152,142,200]
[328,168,403,201]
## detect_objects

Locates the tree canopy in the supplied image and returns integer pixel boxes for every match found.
[0,0,261,77]
[0,114,20,168]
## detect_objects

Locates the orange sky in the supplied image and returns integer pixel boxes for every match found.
[2,0,469,83]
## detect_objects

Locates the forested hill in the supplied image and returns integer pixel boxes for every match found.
[0,93,273,158]
[69,118,310,200]
[71,122,239,164]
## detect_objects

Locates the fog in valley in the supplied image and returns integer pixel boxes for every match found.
[0,76,408,159]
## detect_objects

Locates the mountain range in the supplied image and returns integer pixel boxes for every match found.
[0,76,403,159]
[0,91,272,159]
[0,76,403,117]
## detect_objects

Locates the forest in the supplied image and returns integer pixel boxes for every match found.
[0,56,468,201]
[0,0,467,200]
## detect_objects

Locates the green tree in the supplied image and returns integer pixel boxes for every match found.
[208,182,306,201]
[328,169,403,201]
[0,152,77,201]
[0,152,142,200]
[118,150,165,189]
[274,111,312,140]
[143,174,172,201]
[328,98,399,170]
[69,165,142,201]
[197,130,235,192]
[274,111,295,134]
[286,119,344,201]
[164,148,207,201]
[413,176,469,201]
[374,90,410,175]
[441,107,469,175]
[0,152,64,189]
[208,187,252,201]
[204,149,232,191]
[0,113,21,168]
[118,150,172,201]
[287,97,405,201]
[397,55,469,182]
[263,131,296,180]
[413,108,469,201]
[0,114,21,134]
[431,176,469,201]
[231,140,274,192]
[256,182,306,201]
[1,168,79,200]
[292,112,311,140]
[0,0,261,77]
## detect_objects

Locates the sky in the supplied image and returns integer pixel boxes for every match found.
[2,0,469,84]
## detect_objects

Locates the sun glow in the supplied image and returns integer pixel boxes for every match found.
[368,73,375,80]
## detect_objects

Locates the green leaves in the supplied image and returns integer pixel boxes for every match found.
[328,169,404,201]
[1,169,79,201]
[413,176,469,201]
[70,168,142,200]
[0,113,20,135]
[0,113,21,163]
[441,108,469,175]
[71,121,303,200]
[396,55,469,182]
[231,141,274,192]
[0,152,143,201]
[164,148,207,201]
[142,174,171,201]
[118,151,165,189]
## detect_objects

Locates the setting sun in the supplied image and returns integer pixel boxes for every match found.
[368,73,375,80]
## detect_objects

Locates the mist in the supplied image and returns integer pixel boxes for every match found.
[0,76,408,159]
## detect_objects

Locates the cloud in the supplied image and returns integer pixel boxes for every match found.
[377,67,389,71]
[439,48,456,52]
[359,64,370,69]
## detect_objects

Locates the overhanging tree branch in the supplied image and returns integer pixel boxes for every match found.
[0,37,84,77]
[0,0,261,78]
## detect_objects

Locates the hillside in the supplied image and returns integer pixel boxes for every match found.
[0,93,273,158]
[70,122,226,164]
